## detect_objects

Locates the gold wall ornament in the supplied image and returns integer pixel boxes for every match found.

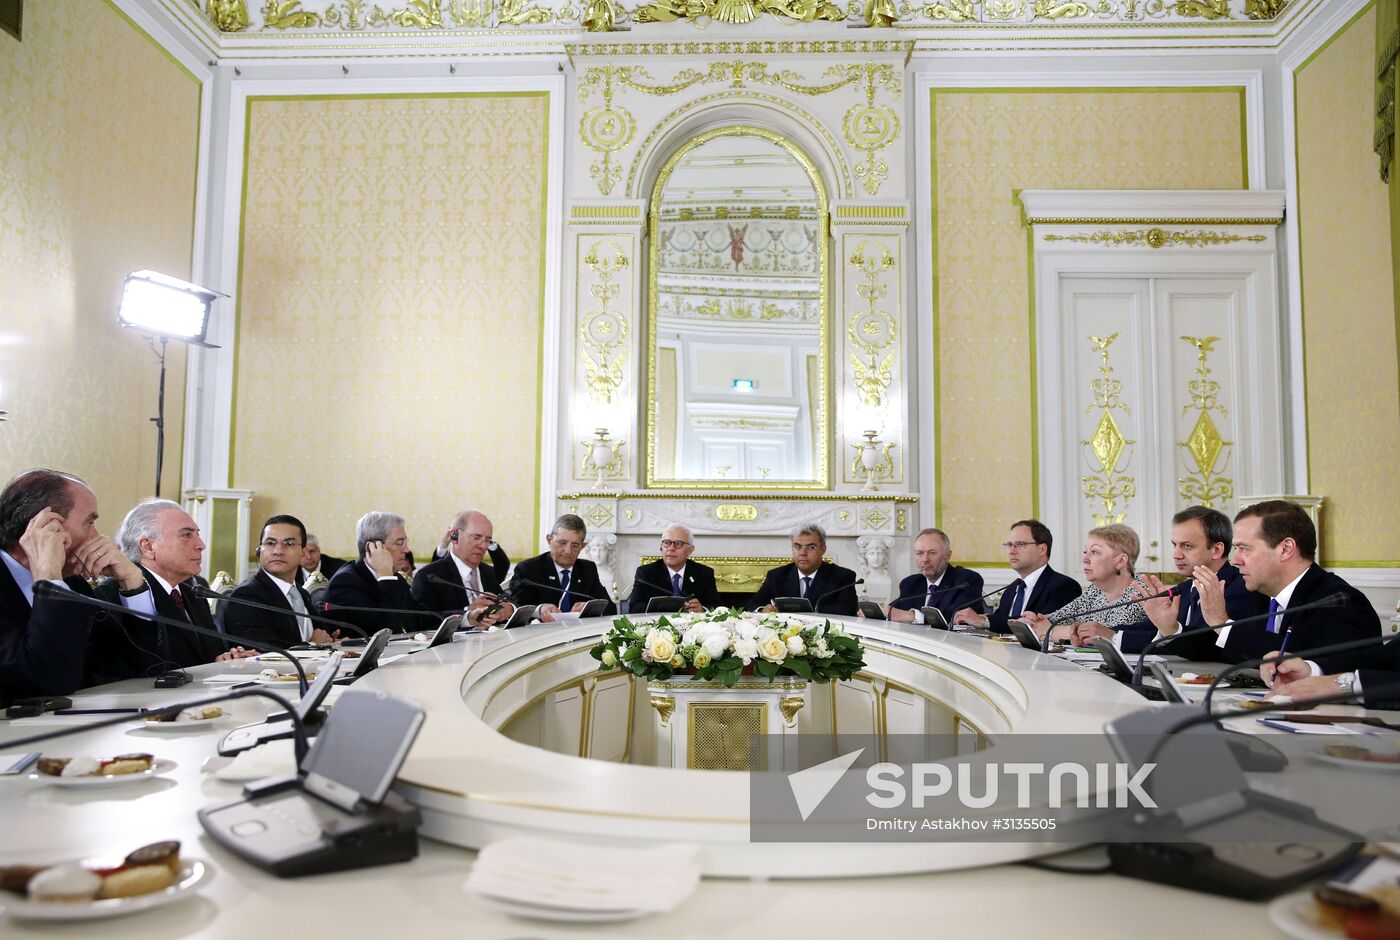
[1176,335,1234,507]
[580,427,628,486]
[1032,0,1089,17]
[850,431,898,490]
[1172,0,1230,18]
[920,0,977,20]
[582,0,619,29]
[579,241,630,402]
[715,504,760,521]
[260,0,323,27]
[209,0,253,30]
[498,0,555,23]
[577,68,637,196]
[847,242,897,407]
[986,0,1025,18]
[649,696,676,726]
[633,0,844,25]
[779,696,806,724]
[1244,0,1285,18]
[895,507,906,531]
[1080,333,1136,525]
[864,0,898,26]
[842,63,902,195]
[1042,228,1269,248]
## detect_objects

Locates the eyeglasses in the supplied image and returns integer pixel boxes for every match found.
[792,542,822,552]
[260,538,301,549]
[660,539,691,550]
[1001,541,1041,550]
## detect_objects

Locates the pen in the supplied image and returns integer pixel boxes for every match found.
[52,708,143,716]
[227,680,258,691]
[1276,626,1293,659]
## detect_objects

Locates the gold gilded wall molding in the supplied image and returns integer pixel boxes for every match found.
[1176,336,1233,507]
[1043,227,1268,248]
[849,435,898,484]
[1028,216,1282,225]
[567,41,914,58]
[577,67,636,195]
[558,491,919,501]
[578,239,631,403]
[847,241,897,407]
[633,0,844,25]
[895,0,1285,23]
[1080,333,1136,525]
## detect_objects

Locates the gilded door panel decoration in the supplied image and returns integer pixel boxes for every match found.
[1042,228,1268,248]
[1080,333,1136,525]
[578,240,631,403]
[847,241,897,407]
[1176,335,1233,507]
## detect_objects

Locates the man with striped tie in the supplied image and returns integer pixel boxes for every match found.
[1185,500,1378,663]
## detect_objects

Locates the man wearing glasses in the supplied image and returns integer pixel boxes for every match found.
[951,519,1080,633]
[749,524,859,616]
[627,525,722,613]
[325,510,430,634]
[412,510,515,628]
[225,514,335,649]
[509,514,617,622]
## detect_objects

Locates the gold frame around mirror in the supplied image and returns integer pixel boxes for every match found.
[643,125,831,491]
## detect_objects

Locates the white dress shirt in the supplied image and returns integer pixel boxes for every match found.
[0,549,154,617]
[1215,565,1308,649]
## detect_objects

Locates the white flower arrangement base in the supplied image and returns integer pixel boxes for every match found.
[646,674,809,772]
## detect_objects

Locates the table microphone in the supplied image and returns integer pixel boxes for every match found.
[1201,624,1397,710]
[423,572,514,626]
[318,600,442,628]
[509,575,608,604]
[2,686,311,764]
[811,577,863,612]
[34,582,309,694]
[1132,592,1347,686]
[193,586,366,638]
[627,574,696,605]
[1033,583,1184,653]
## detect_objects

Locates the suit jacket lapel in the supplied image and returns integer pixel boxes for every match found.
[256,569,294,612]
[0,559,29,613]
[1025,566,1053,612]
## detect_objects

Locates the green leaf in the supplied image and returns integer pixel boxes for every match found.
[787,658,812,679]
[755,659,778,679]
[721,670,739,687]
[622,645,642,662]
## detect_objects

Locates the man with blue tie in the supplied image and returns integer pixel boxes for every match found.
[951,519,1080,632]
[884,528,984,626]
[1135,505,1255,659]
[749,524,859,616]
[626,525,722,613]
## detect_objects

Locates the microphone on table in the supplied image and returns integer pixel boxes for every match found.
[423,572,513,626]
[318,601,442,631]
[1133,591,1348,686]
[882,580,996,626]
[2,686,311,765]
[627,574,696,605]
[1033,583,1186,653]
[33,582,310,694]
[811,577,863,612]
[509,576,609,607]
[1201,617,1395,710]
[192,586,366,638]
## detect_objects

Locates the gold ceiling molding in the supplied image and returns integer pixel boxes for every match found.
[634,0,844,26]
[1027,216,1282,225]
[568,40,915,57]
[557,491,919,501]
[1043,227,1269,248]
[895,0,1286,23]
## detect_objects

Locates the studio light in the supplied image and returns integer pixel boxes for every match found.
[117,270,223,497]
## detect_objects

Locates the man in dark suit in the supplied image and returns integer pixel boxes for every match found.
[1136,505,1258,659]
[749,524,859,616]
[1264,636,1400,710]
[412,510,514,629]
[324,511,433,635]
[90,498,239,683]
[0,469,159,704]
[953,519,1081,633]
[225,514,334,650]
[1196,500,1380,664]
[296,534,346,588]
[429,514,511,582]
[627,524,722,613]
[508,513,617,621]
[884,528,985,626]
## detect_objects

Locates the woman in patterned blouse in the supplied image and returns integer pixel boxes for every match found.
[1020,524,1151,645]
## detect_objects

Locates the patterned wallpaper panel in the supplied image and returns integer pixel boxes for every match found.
[0,0,198,512]
[232,93,550,560]
[1295,6,1400,565]
[931,88,1245,563]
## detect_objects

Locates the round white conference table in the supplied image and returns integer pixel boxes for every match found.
[0,616,1384,938]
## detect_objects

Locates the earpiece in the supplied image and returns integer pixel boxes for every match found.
[254,545,262,557]
[450,530,459,543]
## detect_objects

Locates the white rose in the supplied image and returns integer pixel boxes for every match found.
[703,634,729,659]
[647,633,677,664]
[682,627,701,647]
[600,648,618,667]
[786,635,805,656]
[693,650,711,669]
[759,633,788,663]
[733,637,759,664]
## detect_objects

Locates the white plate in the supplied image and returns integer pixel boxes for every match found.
[1307,747,1400,773]
[31,759,176,788]
[131,715,224,734]
[0,859,212,922]
[1266,890,1337,940]
[468,891,649,924]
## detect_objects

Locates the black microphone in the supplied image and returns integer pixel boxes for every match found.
[2,687,311,765]
[957,582,1041,629]
[1133,591,1348,686]
[1144,676,1400,770]
[627,574,696,605]
[1202,614,1392,710]
[510,575,607,604]
[319,601,442,626]
[193,586,366,638]
[34,582,309,694]
[425,572,502,602]
[811,577,863,612]
[1029,582,1181,653]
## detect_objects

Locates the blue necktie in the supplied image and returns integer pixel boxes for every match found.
[1266,597,1280,634]
[558,569,571,611]
[925,581,937,608]
[672,572,682,595]
[800,576,812,598]
[1008,580,1026,619]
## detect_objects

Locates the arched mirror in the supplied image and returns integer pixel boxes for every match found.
[643,126,830,490]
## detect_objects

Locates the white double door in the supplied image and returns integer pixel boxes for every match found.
[1038,271,1285,576]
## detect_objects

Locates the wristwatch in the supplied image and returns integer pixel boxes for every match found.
[1335,671,1357,695]
[118,583,148,597]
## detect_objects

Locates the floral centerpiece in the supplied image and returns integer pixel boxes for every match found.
[589,607,865,687]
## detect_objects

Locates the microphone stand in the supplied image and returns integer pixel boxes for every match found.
[4,687,311,765]
[1030,583,1179,653]
[35,583,309,694]
[1202,628,1397,711]
[193,586,367,638]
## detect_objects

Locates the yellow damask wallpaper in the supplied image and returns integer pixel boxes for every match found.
[930,88,1244,564]
[1295,4,1400,565]
[232,93,550,561]
[0,0,198,511]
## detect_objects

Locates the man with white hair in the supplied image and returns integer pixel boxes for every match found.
[749,524,859,616]
[296,534,346,587]
[91,498,241,682]
[324,511,430,634]
[627,524,721,613]
[412,510,515,628]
